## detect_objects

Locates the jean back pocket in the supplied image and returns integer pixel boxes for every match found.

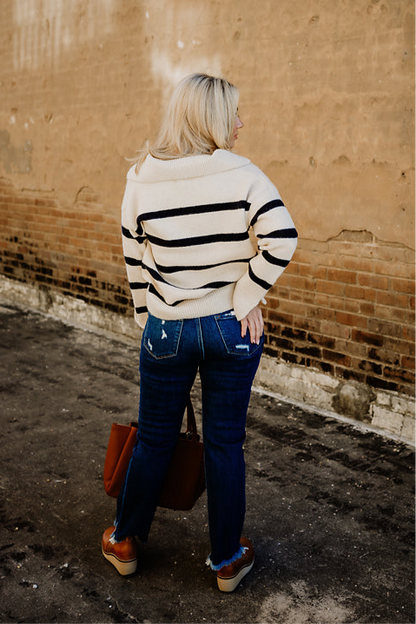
[142,315,183,360]
[214,311,263,357]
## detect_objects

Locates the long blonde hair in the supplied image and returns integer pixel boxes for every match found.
[136,73,239,167]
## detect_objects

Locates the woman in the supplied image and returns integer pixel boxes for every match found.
[102,73,298,592]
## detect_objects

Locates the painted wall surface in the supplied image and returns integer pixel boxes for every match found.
[0,0,414,437]
[1,0,414,243]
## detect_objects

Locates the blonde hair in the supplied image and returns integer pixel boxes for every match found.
[136,73,239,167]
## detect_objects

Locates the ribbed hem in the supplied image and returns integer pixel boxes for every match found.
[206,544,246,571]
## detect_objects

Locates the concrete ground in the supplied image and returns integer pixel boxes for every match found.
[0,299,414,624]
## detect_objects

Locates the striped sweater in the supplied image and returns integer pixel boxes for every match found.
[121,149,298,328]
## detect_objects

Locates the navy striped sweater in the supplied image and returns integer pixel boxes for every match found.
[121,149,298,327]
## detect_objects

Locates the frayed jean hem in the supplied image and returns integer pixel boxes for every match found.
[206,544,246,571]
[113,521,147,544]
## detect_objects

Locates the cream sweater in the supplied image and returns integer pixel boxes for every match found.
[121,149,297,328]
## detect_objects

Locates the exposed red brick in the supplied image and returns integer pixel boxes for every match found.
[315,280,344,296]
[338,367,366,384]
[344,284,376,301]
[320,321,351,339]
[366,375,402,393]
[402,326,414,341]
[337,339,368,358]
[343,300,361,314]
[384,337,415,357]
[310,307,337,322]
[358,273,389,290]
[359,302,375,316]
[384,367,415,385]
[295,317,321,333]
[376,291,410,308]
[401,355,415,370]
[327,268,356,284]
[368,347,401,366]
[358,359,383,376]
[296,263,327,279]
[335,311,368,329]
[309,359,334,375]
[390,277,416,295]
[367,318,401,338]
[322,349,351,367]
[340,255,375,273]
[351,329,384,347]
[375,304,413,324]
[374,259,415,279]
[307,332,336,349]
[266,310,293,326]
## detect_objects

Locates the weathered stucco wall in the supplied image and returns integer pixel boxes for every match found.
[1,0,414,243]
[0,0,414,440]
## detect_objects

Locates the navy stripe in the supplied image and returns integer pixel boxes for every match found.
[154,256,252,274]
[148,281,232,307]
[122,225,144,239]
[148,284,182,307]
[146,231,249,248]
[129,282,147,290]
[148,284,164,301]
[250,199,284,227]
[122,226,134,239]
[142,263,169,285]
[262,250,290,268]
[140,200,250,222]
[197,281,233,289]
[125,256,142,266]
[249,265,273,291]
[144,263,232,291]
[257,228,298,240]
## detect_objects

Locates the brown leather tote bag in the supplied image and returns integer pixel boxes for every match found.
[103,400,205,511]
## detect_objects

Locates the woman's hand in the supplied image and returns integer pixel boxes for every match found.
[240,306,264,345]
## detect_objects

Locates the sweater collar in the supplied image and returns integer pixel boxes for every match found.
[130,149,251,183]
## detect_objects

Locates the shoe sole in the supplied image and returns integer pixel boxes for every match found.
[217,558,254,592]
[102,546,137,576]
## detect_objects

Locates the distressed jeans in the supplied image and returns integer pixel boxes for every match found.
[114,310,263,569]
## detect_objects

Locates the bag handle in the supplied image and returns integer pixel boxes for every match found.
[184,399,199,442]
[130,399,199,440]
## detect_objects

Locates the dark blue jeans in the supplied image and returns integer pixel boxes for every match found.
[114,310,263,569]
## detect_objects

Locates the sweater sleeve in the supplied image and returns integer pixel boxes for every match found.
[121,178,148,328]
[232,169,298,320]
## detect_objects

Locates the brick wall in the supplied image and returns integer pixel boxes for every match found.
[263,232,415,399]
[0,177,130,317]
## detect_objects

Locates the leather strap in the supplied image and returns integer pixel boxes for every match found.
[184,400,199,441]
